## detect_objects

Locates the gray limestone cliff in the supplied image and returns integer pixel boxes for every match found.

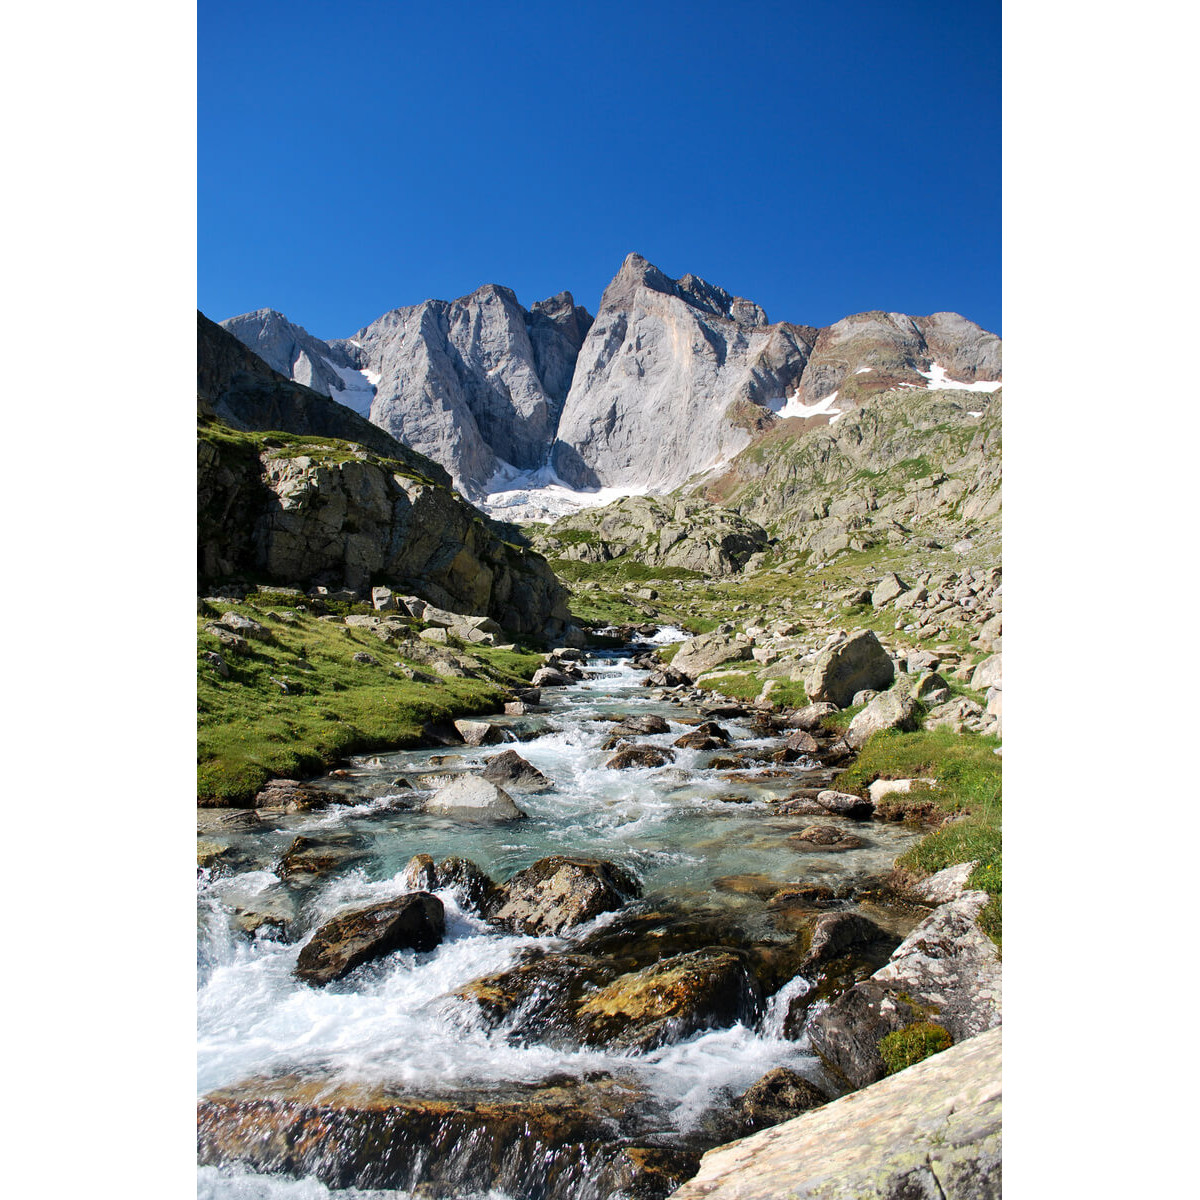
[551,253,819,491]
[220,309,375,416]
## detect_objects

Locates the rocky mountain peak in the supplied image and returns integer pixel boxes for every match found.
[602,253,768,328]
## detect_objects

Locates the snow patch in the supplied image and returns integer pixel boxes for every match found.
[854,366,873,374]
[323,359,377,417]
[478,460,650,523]
[772,389,842,420]
[909,362,1002,394]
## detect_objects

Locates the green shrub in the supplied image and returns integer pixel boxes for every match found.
[879,1022,952,1075]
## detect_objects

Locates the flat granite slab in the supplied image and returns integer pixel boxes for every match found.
[670,1025,1001,1199]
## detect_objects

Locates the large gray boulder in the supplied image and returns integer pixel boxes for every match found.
[871,572,909,607]
[845,688,921,749]
[670,1026,1001,1200]
[672,629,754,680]
[970,654,1002,690]
[804,630,895,708]
[425,776,526,820]
[479,749,553,792]
[220,308,377,415]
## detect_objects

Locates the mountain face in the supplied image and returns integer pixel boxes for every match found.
[220,309,377,417]
[197,313,570,635]
[550,253,820,491]
[222,289,593,499]
[220,254,998,510]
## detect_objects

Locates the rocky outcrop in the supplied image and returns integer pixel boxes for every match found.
[197,1072,666,1200]
[703,387,1002,556]
[807,891,1001,1089]
[197,317,570,635]
[670,1026,1001,1200]
[532,494,770,576]
[552,253,818,491]
[786,309,1001,416]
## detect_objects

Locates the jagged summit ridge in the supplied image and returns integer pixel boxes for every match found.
[220,253,999,514]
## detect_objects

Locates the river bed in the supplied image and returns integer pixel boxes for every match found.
[197,634,922,1198]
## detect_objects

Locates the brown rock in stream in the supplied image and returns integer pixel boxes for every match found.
[294,893,444,986]
[487,856,641,936]
[574,948,763,1052]
[606,744,675,769]
[197,1072,654,1199]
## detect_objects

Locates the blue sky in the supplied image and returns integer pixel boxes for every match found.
[199,0,1000,339]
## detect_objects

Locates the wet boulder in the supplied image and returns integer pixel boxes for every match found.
[252,778,355,812]
[426,775,527,820]
[294,892,445,986]
[574,948,763,1052]
[784,702,839,731]
[277,835,366,880]
[734,1067,829,1133]
[436,856,496,912]
[844,688,921,750]
[198,1071,652,1199]
[487,856,642,936]
[801,911,894,973]
[399,853,437,891]
[789,825,865,852]
[606,744,676,769]
[803,630,895,708]
[815,789,875,819]
[479,748,553,792]
[609,713,671,737]
[675,719,732,750]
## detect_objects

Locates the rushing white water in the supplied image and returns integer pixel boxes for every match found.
[198,639,920,1194]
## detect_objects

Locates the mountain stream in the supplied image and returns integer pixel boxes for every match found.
[197,632,922,1199]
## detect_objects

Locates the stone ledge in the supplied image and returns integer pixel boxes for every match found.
[670,1025,1001,1199]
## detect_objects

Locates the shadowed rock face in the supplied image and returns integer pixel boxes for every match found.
[219,309,370,411]
[198,312,441,475]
